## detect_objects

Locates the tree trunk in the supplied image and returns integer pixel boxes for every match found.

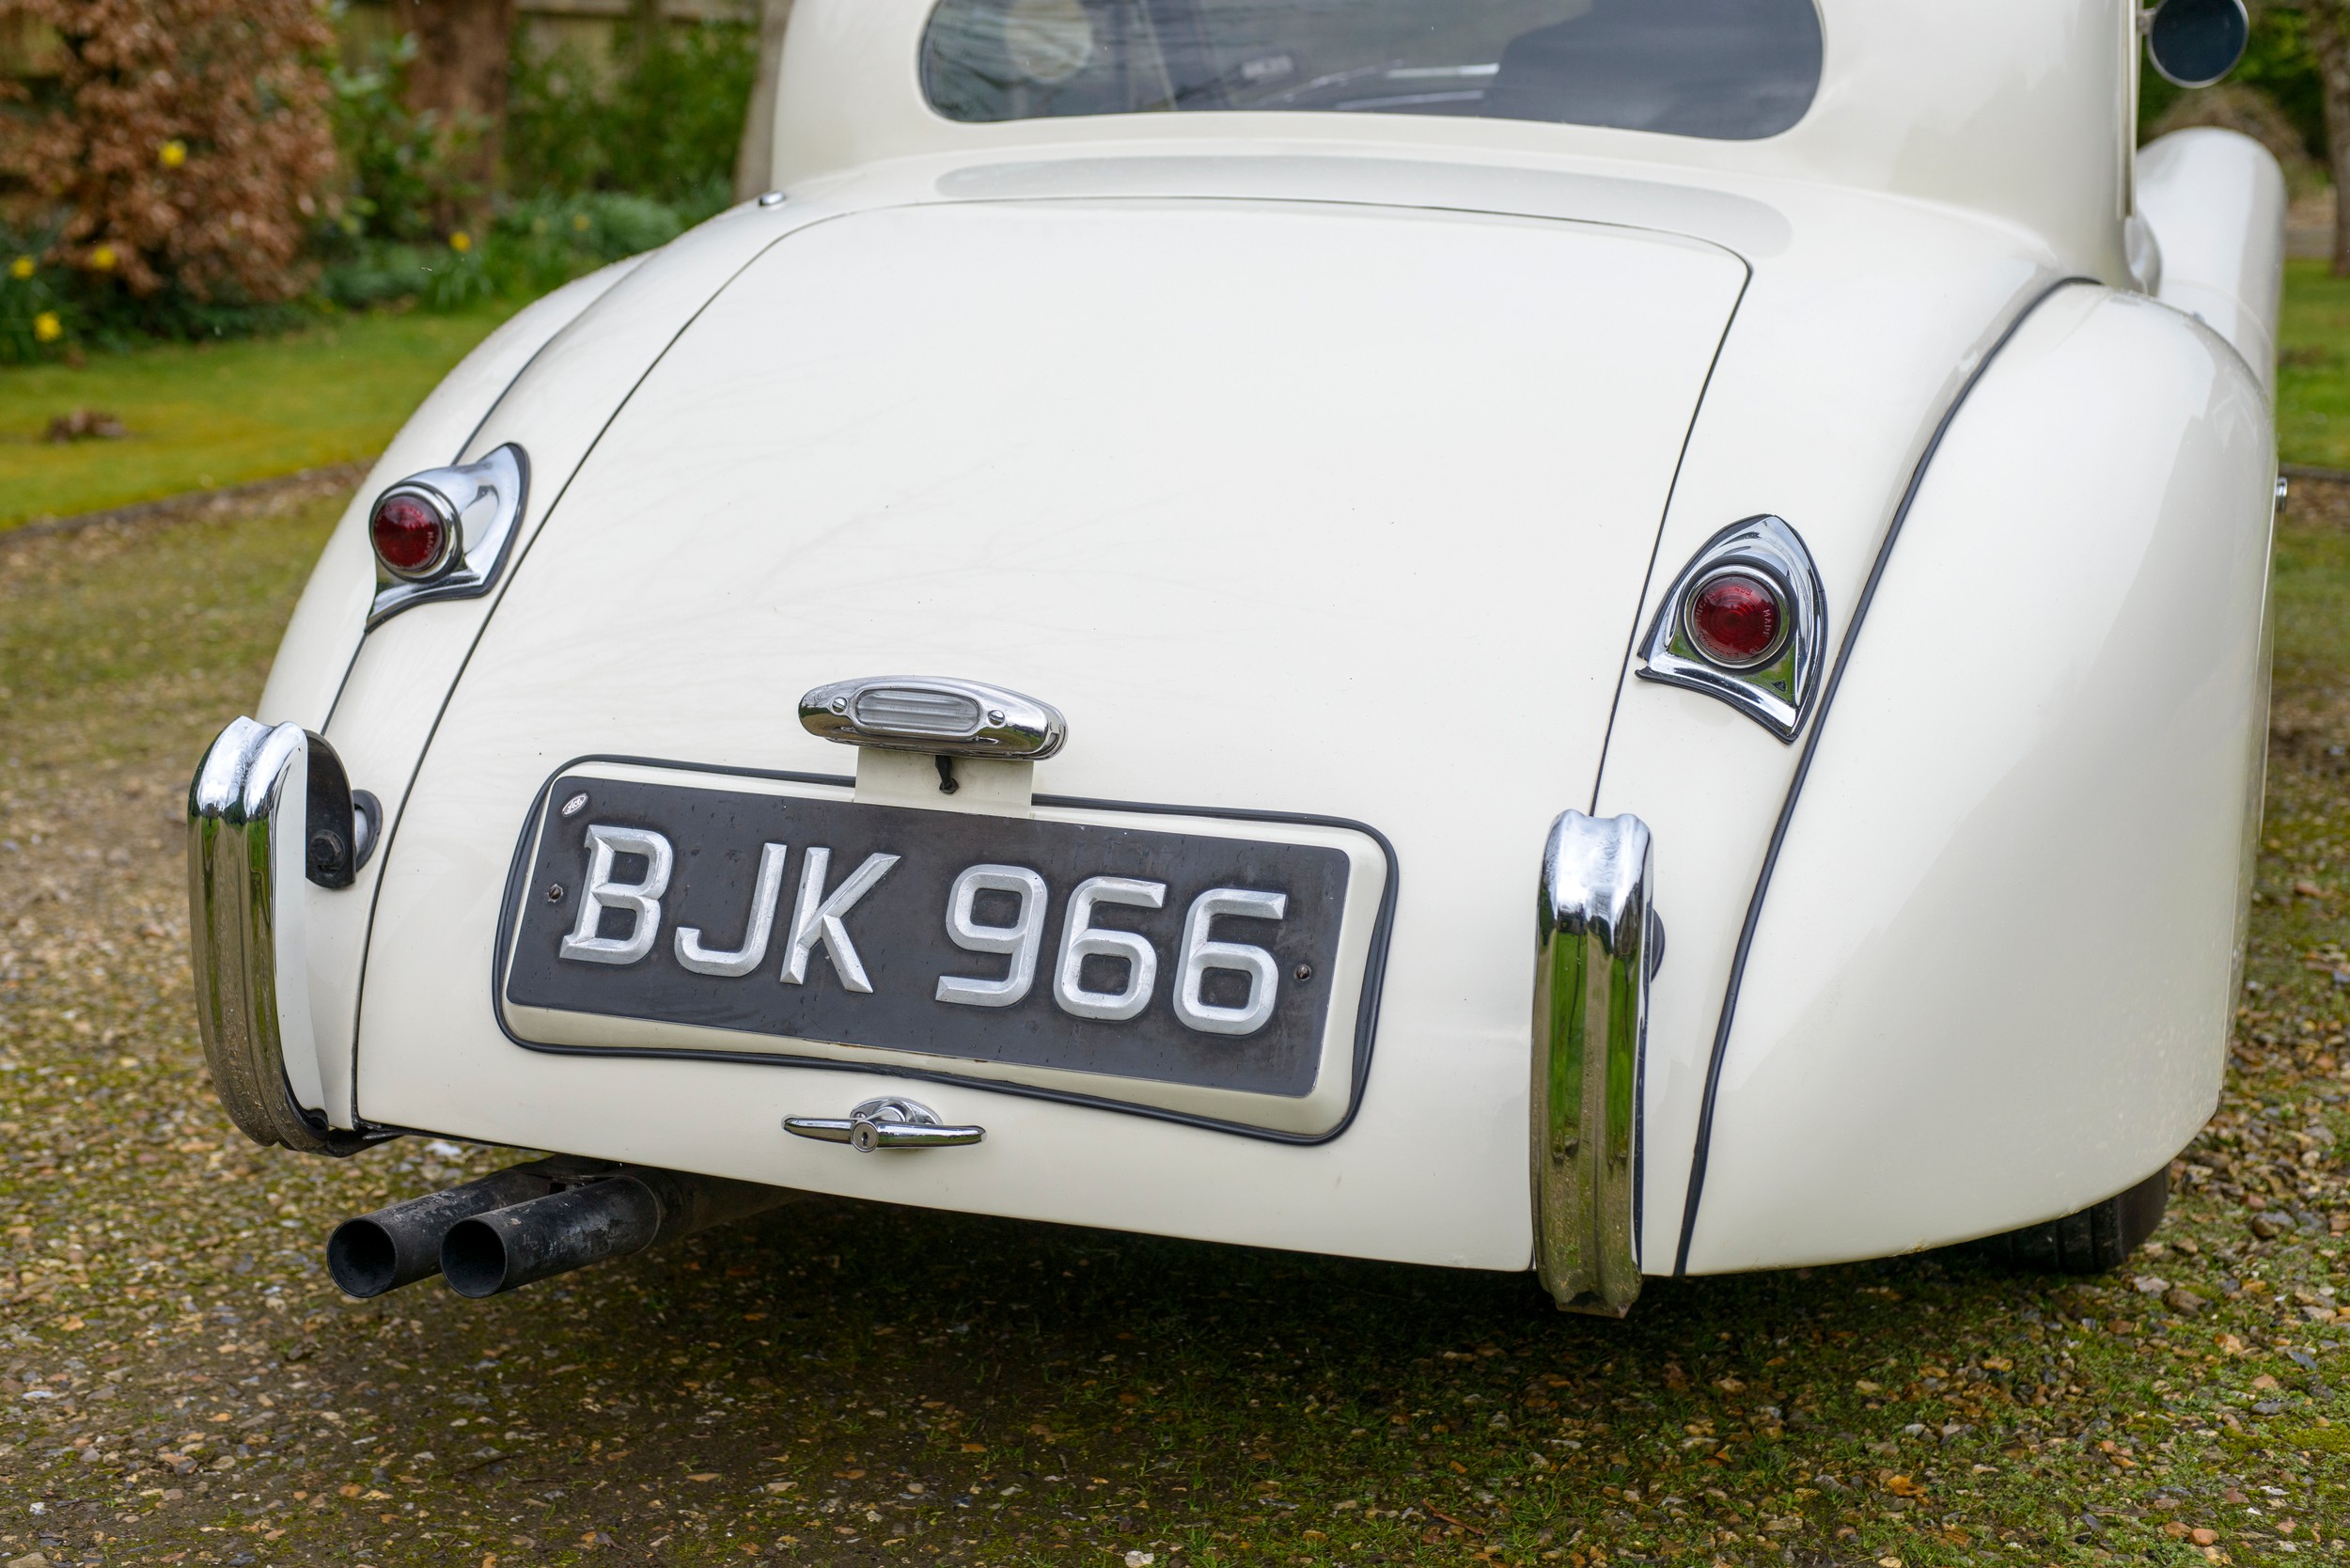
[629,0,663,73]
[400,0,518,189]
[2310,0,2350,273]
[733,0,797,201]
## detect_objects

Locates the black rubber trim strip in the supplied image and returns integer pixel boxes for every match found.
[1669,274,2095,1278]
[483,753,1402,1146]
[1590,266,1751,809]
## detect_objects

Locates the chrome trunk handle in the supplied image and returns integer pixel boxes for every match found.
[1532,810,1655,1317]
[784,1097,984,1152]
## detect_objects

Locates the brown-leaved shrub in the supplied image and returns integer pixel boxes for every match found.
[0,0,337,306]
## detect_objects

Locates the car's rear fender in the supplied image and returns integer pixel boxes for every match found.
[1662,286,2273,1272]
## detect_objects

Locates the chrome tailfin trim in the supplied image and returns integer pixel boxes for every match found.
[1533,809,1653,1316]
[186,717,378,1156]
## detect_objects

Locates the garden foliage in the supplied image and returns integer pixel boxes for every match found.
[321,191,684,314]
[506,14,756,223]
[0,0,338,357]
[0,2,754,361]
[316,25,699,315]
[325,33,480,251]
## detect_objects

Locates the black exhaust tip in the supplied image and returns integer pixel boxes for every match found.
[329,1156,797,1300]
[441,1167,798,1298]
[325,1217,403,1299]
[442,1178,665,1298]
[321,1157,595,1298]
[437,1217,508,1300]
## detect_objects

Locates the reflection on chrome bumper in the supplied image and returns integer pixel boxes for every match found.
[1532,810,1653,1316]
[186,717,375,1155]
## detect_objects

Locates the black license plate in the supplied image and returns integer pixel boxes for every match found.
[500,773,1356,1097]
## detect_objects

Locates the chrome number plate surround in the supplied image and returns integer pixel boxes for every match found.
[492,758,1397,1141]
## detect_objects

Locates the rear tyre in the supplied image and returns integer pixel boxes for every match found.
[1975,1167,2170,1274]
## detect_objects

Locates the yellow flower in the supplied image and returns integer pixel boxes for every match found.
[88,244,116,272]
[8,256,31,281]
[448,230,472,254]
[159,139,187,169]
[33,311,61,342]
[571,212,590,231]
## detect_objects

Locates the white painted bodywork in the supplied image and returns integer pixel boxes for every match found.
[1653,289,2272,1271]
[2136,128,2289,391]
[243,0,2282,1279]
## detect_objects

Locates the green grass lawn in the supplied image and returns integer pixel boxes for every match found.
[2280,259,2350,469]
[0,306,509,529]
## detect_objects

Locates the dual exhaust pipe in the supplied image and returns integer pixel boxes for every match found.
[327,1156,795,1300]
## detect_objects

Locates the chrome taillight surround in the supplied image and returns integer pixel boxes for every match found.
[367,444,530,629]
[1636,514,1825,742]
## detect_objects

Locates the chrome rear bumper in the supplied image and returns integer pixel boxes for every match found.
[187,717,377,1155]
[1532,810,1654,1315]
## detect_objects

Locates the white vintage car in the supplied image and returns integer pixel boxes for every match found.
[191,0,2283,1312]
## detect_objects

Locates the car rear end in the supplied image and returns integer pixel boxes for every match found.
[192,189,1748,1301]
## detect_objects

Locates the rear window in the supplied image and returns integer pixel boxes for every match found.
[920,0,1825,141]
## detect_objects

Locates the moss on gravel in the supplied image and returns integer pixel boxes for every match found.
[0,492,2344,1566]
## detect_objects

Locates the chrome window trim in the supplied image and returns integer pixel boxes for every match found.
[1532,808,1653,1317]
[1635,513,1825,742]
[187,717,379,1156]
[800,675,1068,759]
[367,444,531,630]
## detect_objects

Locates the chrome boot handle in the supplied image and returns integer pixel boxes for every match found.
[784,1096,984,1152]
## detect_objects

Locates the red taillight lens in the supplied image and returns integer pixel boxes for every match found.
[370,492,452,580]
[1684,571,1786,668]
